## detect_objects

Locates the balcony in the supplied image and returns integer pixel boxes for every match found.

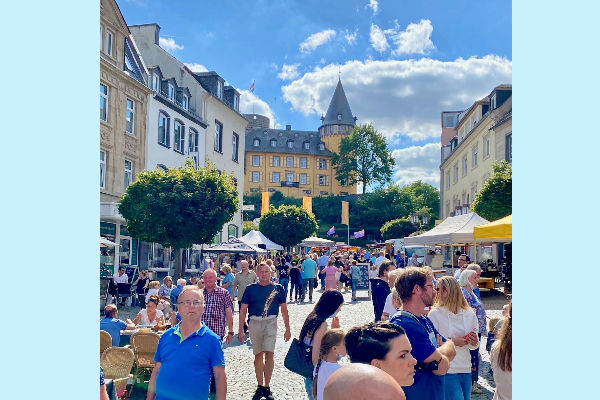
[280,181,299,188]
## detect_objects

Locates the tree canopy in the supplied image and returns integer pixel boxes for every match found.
[331,123,395,194]
[259,205,318,247]
[380,217,417,240]
[472,161,512,221]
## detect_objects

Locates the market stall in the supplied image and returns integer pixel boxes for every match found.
[240,230,284,251]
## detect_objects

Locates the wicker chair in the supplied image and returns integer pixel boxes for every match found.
[100,330,112,357]
[101,346,135,398]
[129,331,161,396]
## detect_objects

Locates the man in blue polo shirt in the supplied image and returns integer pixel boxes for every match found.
[147,286,227,400]
[100,304,135,347]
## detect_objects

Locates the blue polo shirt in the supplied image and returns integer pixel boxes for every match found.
[100,317,127,347]
[154,323,225,400]
[301,258,317,279]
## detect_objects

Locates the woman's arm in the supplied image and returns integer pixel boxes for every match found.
[132,312,142,326]
[311,322,328,366]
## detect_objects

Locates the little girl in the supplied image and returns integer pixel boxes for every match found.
[312,329,346,400]
[145,280,160,304]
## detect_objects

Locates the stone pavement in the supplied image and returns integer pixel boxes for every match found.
[115,285,508,400]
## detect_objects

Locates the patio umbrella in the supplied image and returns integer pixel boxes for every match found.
[100,236,118,247]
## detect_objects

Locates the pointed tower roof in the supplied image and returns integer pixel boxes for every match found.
[321,78,356,127]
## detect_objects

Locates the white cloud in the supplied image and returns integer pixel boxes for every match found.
[239,90,277,128]
[366,0,379,14]
[391,143,441,188]
[344,29,358,45]
[369,24,389,53]
[159,37,184,52]
[277,64,300,80]
[299,29,336,54]
[390,19,435,55]
[183,63,208,73]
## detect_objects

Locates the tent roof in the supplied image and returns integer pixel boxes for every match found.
[473,214,512,241]
[301,236,335,247]
[404,212,489,246]
[203,239,266,254]
[240,230,284,250]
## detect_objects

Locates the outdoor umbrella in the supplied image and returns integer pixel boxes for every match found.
[100,236,118,247]
[300,236,335,247]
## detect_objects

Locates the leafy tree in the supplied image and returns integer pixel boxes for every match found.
[243,221,258,235]
[331,123,395,194]
[472,161,512,221]
[380,217,417,240]
[118,160,239,279]
[400,181,440,223]
[259,205,318,248]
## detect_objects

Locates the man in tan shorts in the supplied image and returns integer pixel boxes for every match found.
[238,262,291,400]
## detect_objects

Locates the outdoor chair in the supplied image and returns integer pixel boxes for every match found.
[100,278,110,309]
[117,283,133,306]
[129,331,160,397]
[101,346,135,399]
[100,330,112,357]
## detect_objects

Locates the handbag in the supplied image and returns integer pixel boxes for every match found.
[284,338,314,378]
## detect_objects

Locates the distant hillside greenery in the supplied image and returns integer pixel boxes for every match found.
[243,181,440,242]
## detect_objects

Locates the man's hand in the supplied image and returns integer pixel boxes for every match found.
[237,332,245,343]
[284,329,291,342]
[225,333,233,345]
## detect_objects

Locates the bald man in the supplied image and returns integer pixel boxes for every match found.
[323,364,406,400]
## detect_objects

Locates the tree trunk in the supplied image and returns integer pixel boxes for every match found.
[174,248,183,281]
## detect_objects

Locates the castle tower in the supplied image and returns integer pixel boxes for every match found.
[318,78,357,194]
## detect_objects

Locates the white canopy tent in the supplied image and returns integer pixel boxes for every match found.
[404,213,490,246]
[240,230,284,251]
[202,239,267,254]
[300,236,336,247]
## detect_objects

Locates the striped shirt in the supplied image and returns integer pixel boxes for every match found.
[202,286,233,338]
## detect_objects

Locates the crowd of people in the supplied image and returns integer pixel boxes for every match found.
[100,248,511,400]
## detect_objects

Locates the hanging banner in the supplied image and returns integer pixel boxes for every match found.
[341,201,349,225]
[261,192,270,216]
[302,196,313,214]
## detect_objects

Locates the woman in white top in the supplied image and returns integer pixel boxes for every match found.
[133,295,164,327]
[312,329,346,400]
[490,301,511,400]
[428,276,479,400]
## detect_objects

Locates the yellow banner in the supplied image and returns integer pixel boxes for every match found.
[341,201,349,225]
[302,196,312,214]
[261,192,270,216]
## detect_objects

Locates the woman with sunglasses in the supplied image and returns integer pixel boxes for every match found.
[428,276,479,400]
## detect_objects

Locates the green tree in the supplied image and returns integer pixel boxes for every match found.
[400,181,440,223]
[242,221,258,235]
[472,161,512,221]
[118,160,239,279]
[259,205,318,247]
[331,123,395,194]
[380,217,417,240]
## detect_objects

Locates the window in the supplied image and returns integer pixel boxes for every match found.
[490,93,497,110]
[300,157,308,168]
[472,147,478,167]
[152,74,159,91]
[228,224,238,240]
[337,114,342,121]
[232,133,239,162]
[105,31,113,56]
[303,190,312,195]
[100,83,108,122]
[173,121,184,153]
[268,188,276,192]
[272,172,280,183]
[272,156,280,167]
[158,112,169,146]
[126,99,135,134]
[100,151,107,189]
[484,136,491,158]
[299,174,307,185]
[181,95,188,110]
[124,160,133,189]
[446,170,450,189]
[252,172,260,182]
[462,156,468,177]
[252,155,260,166]
[320,191,328,195]
[250,188,259,193]
[319,142,325,151]
[251,138,259,147]
[318,159,327,170]
[270,139,277,148]
[217,81,223,99]
[505,134,512,162]
[319,175,326,186]
[340,178,348,186]
[303,141,310,150]
[214,121,223,152]
[287,140,294,149]
[286,172,294,182]
[286,156,294,168]
[189,128,199,153]
[233,94,239,112]
[453,164,458,183]
[168,84,175,101]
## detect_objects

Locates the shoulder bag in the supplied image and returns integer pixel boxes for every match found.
[284,338,314,379]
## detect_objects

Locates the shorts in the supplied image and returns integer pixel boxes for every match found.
[248,317,278,355]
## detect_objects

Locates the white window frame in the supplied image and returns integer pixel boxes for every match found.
[300,157,307,168]
[100,150,107,189]
[182,95,188,110]
[303,141,310,150]
[158,112,169,146]
[337,114,342,121]
[453,164,459,183]
[252,155,260,167]
[287,140,294,149]
[188,128,199,153]
[286,156,294,168]
[253,138,260,147]
[168,84,175,101]
[100,83,108,122]
[233,94,239,111]
[232,132,239,162]
[124,160,133,189]
[319,143,325,151]
[252,172,260,182]
[173,120,184,153]
[105,30,113,56]
[214,121,223,152]
[126,98,135,134]
[217,81,223,99]
[299,174,307,185]
[152,74,159,92]
[286,172,294,183]
[319,175,326,186]
[273,156,280,167]
[318,159,326,170]
[270,139,277,147]
[272,172,280,183]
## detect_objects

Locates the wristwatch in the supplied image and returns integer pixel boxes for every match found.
[227,331,234,336]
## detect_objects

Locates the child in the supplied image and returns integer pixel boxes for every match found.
[145,280,160,304]
[312,329,346,400]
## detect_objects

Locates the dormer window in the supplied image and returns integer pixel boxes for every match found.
[287,140,294,149]
[303,141,310,150]
[337,114,342,121]
[253,138,260,147]
[319,142,325,151]
[168,84,175,101]
[217,80,223,99]
[233,94,239,112]
[490,93,497,110]
[181,95,188,110]
[270,139,277,148]
[152,74,159,91]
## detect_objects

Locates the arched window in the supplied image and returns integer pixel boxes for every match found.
[253,138,260,147]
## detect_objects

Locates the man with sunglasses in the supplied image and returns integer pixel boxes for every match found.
[147,286,227,400]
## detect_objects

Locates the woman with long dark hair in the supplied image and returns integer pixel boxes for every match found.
[298,290,344,400]
[491,301,511,400]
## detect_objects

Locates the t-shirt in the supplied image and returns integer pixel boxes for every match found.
[289,267,301,284]
[241,283,286,317]
[100,317,127,347]
[314,361,342,400]
[301,259,317,279]
[221,273,235,296]
[349,264,361,280]
[390,312,445,400]
[382,292,398,317]
[318,255,330,267]
[276,264,290,279]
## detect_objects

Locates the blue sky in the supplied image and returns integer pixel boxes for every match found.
[118,0,512,189]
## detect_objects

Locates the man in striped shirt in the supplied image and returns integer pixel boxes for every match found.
[201,269,234,342]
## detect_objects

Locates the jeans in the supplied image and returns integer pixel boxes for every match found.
[302,278,314,300]
[290,282,302,300]
[279,277,289,299]
[319,266,326,288]
[351,279,358,294]
[445,373,471,400]
[304,376,315,400]
[470,333,482,383]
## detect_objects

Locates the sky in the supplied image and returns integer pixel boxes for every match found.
[117,0,512,190]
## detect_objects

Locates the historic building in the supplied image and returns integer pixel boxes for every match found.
[244,78,357,198]
[439,84,512,220]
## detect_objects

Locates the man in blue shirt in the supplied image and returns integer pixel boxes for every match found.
[300,254,317,302]
[390,267,456,400]
[169,278,186,306]
[317,252,330,289]
[100,304,135,347]
[395,250,406,269]
[147,286,227,400]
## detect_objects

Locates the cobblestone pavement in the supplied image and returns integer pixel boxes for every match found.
[115,284,508,400]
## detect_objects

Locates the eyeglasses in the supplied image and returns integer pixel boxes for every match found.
[178,300,203,307]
